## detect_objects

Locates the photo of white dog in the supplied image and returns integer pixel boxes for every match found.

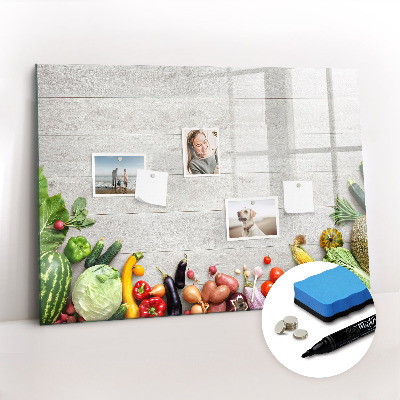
[237,207,266,237]
[225,197,279,241]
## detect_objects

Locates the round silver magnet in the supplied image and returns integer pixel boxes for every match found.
[274,320,286,334]
[293,329,308,339]
[283,316,298,330]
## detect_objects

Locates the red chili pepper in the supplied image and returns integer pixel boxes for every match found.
[139,297,166,318]
[133,280,151,301]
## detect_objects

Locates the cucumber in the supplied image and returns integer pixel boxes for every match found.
[108,303,128,320]
[84,237,104,268]
[347,178,366,212]
[94,239,122,266]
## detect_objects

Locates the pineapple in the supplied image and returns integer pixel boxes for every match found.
[330,196,369,273]
[290,235,315,264]
[351,215,369,273]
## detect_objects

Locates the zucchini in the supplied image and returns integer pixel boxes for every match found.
[347,178,366,212]
[108,303,128,320]
[94,239,122,265]
[84,237,104,269]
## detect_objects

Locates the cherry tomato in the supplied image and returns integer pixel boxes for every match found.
[261,280,274,296]
[133,265,145,276]
[263,256,271,265]
[269,267,284,282]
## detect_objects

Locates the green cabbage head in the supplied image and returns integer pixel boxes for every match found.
[72,265,122,321]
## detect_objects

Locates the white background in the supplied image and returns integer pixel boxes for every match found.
[0,1,399,399]
[262,261,376,378]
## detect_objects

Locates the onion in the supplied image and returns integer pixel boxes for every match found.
[150,284,165,297]
[183,285,202,304]
[190,304,204,314]
[184,285,209,313]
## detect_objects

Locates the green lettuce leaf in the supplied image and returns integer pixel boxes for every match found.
[80,218,96,228]
[72,197,86,215]
[38,166,49,206]
[39,194,70,254]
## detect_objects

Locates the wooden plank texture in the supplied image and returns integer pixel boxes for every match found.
[37,64,366,319]
[53,208,353,254]
[37,65,358,99]
[45,168,363,215]
[38,98,360,136]
[39,133,362,177]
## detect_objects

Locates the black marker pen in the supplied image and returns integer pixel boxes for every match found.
[302,314,376,358]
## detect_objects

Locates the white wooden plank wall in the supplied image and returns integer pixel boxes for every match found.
[37,65,364,314]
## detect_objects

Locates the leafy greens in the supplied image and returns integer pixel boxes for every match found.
[67,197,96,230]
[323,247,370,289]
[38,167,95,254]
[39,195,70,255]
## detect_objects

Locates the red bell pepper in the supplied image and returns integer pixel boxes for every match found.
[139,297,166,318]
[133,281,151,301]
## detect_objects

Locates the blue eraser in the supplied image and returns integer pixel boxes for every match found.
[293,266,373,322]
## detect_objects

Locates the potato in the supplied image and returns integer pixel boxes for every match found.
[215,273,239,293]
[208,302,227,313]
[209,285,230,304]
[201,280,217,303]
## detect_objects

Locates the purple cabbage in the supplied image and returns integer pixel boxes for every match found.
[226,292,248,312]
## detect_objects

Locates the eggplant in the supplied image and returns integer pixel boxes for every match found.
[157,267,182,316]
[226,292,249,312]
[174,254,187,289]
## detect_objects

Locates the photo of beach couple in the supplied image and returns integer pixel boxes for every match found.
[92,153,146,197]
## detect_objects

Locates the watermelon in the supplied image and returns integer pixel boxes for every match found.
[40,251,72,325]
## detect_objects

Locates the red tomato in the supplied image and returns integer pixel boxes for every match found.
[270,267,284,282]
[261,280,274,296]
[263,256,271,265]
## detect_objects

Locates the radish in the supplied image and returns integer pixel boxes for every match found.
[209,264,218,277]
[184,310,191,315]
[54,220,65,230]
[77,316,85,322]
[187,269,194,279]
[66,316,76,323]
[59,313,68,323]
[186,268,200,284]
[65,302,75,315]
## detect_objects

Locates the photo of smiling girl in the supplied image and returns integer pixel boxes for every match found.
[182,128,220,177]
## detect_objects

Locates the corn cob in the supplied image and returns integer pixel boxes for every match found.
[290,235,315,265]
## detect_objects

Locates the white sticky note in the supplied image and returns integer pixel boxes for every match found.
[135,169,168,207]
[283,181,314,213]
